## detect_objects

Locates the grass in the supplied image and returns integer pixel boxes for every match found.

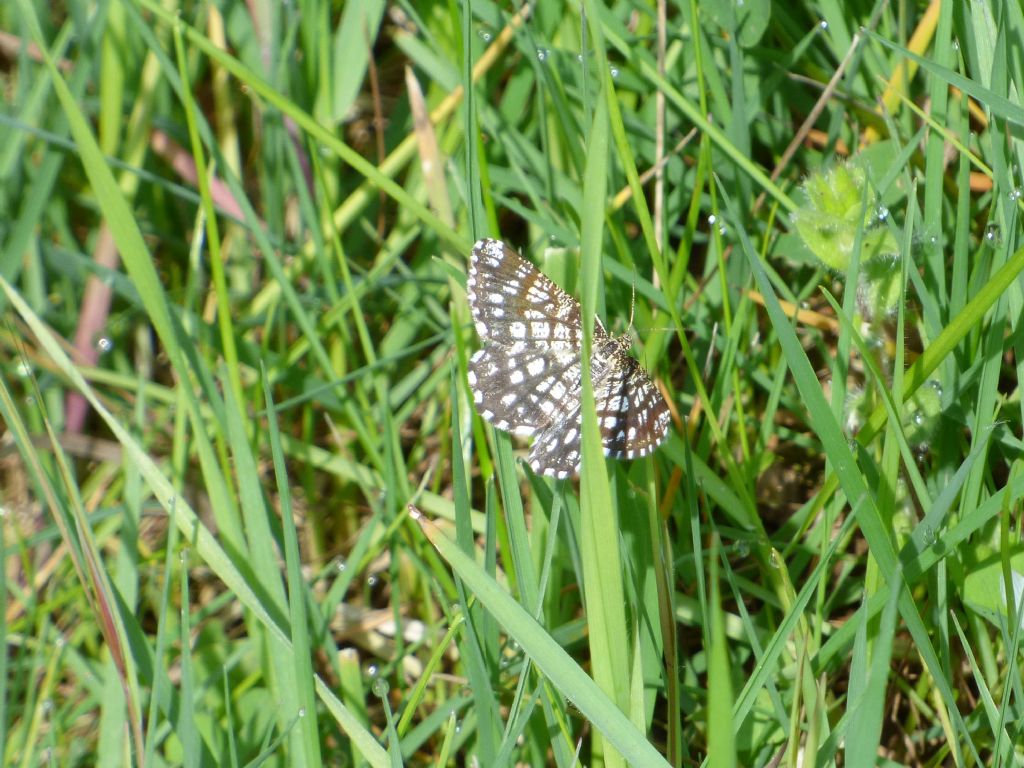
[2,0,1023,766]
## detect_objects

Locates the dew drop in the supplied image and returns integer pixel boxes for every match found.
[478,29,492,42]
[368,664,378,677]
[536,48,548,62]
[96,336,113,353]
[337,561,346,572]
[298,707,306,717]
[735,539,750,558]
[875,205,890,223]
[921,525,935,545]
[819,20,829,30]
[609,65,620,78]
[366,574,377,588]
[16,361,31,377]
[1009,187,1023,202]
[984,223,1001,246]
[372,676,390,697]
[927,379,943,398]
[707,213,717,226]
[42,699,53,713]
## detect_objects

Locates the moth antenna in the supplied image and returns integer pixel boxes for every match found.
[628,269,637,335]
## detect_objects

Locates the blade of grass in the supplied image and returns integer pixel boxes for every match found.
[264,373,323,766]
[576,57,634,765]
[413,509,671,768]
[706,541,736,768]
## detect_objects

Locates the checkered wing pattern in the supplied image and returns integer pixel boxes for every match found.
[525,339,672,477]
[467,238,590,351]
[591,351,672,459]
[466,238,670,478]
[467,346,581,438]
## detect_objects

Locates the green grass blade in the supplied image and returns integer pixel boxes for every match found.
[414,511,671,768]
